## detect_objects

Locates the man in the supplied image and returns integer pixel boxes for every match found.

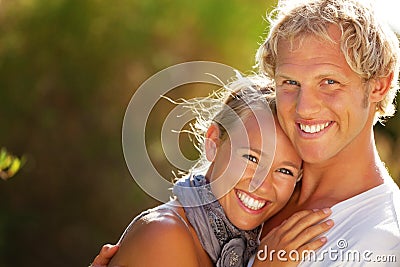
[251,0,400,265]
[91,0,400,265]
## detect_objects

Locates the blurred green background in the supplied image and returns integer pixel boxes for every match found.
[0,0,398,266]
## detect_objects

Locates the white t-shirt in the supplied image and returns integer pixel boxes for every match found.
[249,177,400,266]
[298,177,400,266]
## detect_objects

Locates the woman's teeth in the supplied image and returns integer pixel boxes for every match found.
[236,190,267,210]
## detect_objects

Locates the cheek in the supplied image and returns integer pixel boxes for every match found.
[276,90,297,109]
[218,153,255,179]
[211,157,251,197]
[328,88,366,111]
[275,180,296,204]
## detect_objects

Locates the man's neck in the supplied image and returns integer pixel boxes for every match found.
[297,131,386,208]
[261,130,388,237]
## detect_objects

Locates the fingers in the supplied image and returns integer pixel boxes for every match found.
[280,208,331,233]
[272,208,333,251]
[256,209,334,265]
[298,236,328,254]
[91,244,119,267]
[293,218,334,249]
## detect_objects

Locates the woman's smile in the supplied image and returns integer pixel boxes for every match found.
[235,189,270,213]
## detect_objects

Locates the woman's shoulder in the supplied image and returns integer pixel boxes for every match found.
[129,203,190,237]
[109,202,201,267]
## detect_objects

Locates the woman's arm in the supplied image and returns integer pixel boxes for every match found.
[107,210,201,267]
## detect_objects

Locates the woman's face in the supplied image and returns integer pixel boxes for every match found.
[206,109,302,230]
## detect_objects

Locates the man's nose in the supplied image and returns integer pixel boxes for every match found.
[295,86,321,118]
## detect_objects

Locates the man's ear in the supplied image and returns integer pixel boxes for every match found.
[205,123,221,162]
[368,72,394,103]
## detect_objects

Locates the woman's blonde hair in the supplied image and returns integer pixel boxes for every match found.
[256,0,400,122]
[176,74,276,173]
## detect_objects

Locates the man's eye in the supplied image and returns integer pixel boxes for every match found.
[324,79,337,85]
[284,80,299,86]
[243,154,258,164]
[277,168,294,176]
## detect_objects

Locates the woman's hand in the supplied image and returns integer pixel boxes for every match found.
[89,244,119,267]
[253,208,334,267]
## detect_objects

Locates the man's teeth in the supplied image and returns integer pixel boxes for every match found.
[236,191,266,211]
[300,122,330,133]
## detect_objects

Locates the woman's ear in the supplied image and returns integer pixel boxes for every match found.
[205,123,221,162]
[368,72,394,103]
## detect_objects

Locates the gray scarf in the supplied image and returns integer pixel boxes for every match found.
[173,174,261,267]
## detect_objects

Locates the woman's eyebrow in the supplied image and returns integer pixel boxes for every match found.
[241,147,272,160]
[281,161,301,170]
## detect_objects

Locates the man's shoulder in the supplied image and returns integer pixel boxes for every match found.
[332,178,400,222]
[327,179,400,250]
[298,181,400,266]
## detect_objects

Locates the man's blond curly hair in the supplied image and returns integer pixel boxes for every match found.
[256,0,400,123]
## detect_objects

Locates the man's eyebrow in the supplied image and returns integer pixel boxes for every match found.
[275,73,297,82]
[274,73,291,79]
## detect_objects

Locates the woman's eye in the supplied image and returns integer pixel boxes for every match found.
[243,154,258,164]
[277,168,294,176]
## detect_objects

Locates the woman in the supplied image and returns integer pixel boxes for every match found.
[92,75,333,267]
